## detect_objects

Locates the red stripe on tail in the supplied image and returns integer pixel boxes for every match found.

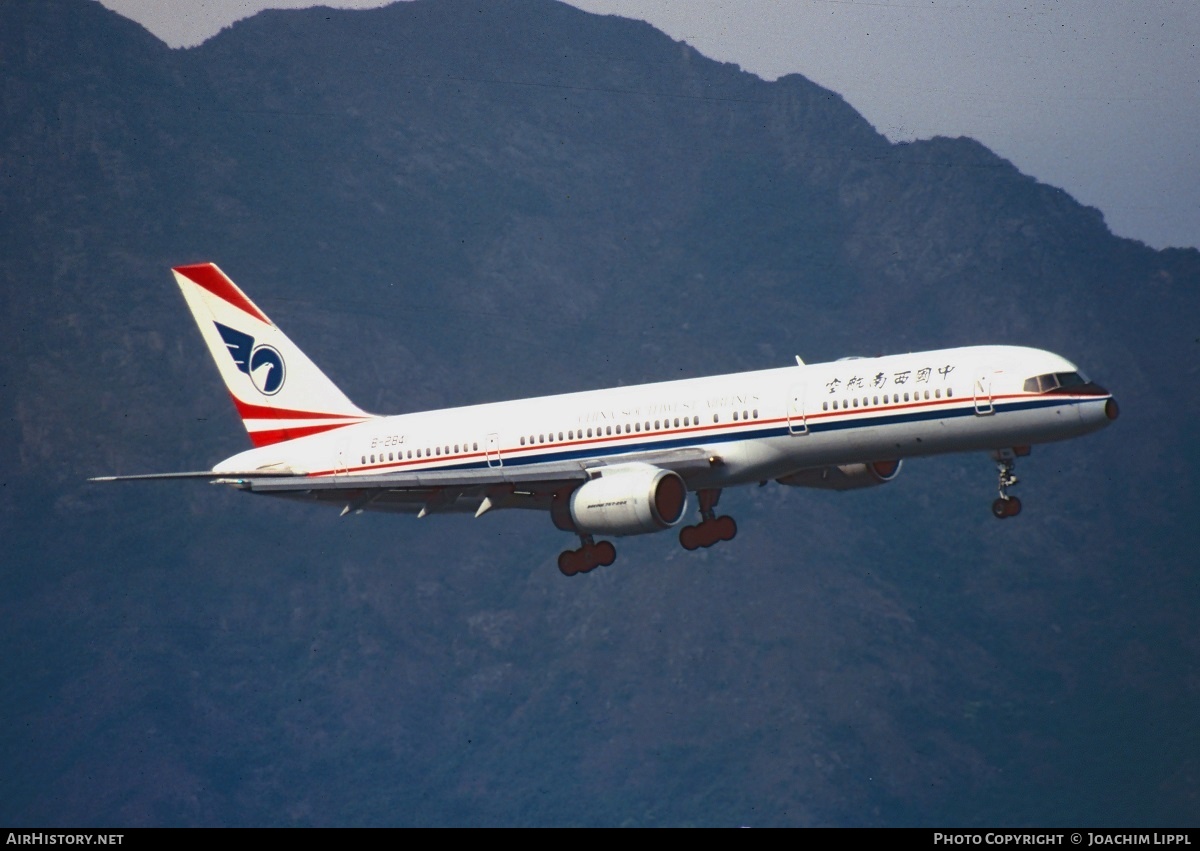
[229,393,367,422]
[174,263,271,325]
[248,421,360,447]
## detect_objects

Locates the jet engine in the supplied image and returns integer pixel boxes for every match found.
[552,463,688,537]
[776,460,902,491]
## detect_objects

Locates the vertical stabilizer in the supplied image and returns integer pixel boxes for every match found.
[172,263,373,447]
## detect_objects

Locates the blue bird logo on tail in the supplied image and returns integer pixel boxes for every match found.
[216,322,286,396]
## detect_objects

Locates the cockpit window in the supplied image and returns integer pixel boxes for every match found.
[1023,371,1090,393]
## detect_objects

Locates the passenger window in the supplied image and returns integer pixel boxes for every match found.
[947,388,953,398]
[935,389,941,398]
[713,414,720,423]
[903,393,910,402]
[823,402,829,411]
[733,411,739,421]
[753,409,758,418]
[361,456,366,465]
[606,426,612,436]
[558,432,563,441]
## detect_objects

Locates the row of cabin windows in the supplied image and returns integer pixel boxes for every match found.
[822,388,953,411]
[517,410,761,446]
[363,441,480,465]
[361,405,774,463]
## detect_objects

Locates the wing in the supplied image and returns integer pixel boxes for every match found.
[93,447,722,518]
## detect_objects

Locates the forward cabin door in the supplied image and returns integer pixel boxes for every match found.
[787,384,809,435]
[973,375,994,415]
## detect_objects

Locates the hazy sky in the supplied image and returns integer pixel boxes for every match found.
[98,0,1199,250]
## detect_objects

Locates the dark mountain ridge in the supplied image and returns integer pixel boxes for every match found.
[1,0,1196,826]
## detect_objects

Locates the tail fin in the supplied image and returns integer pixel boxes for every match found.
[173,263,373,447]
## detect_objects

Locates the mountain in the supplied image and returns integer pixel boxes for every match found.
[1,0,1197,826]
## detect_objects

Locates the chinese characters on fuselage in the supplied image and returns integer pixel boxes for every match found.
[826,364,954,395]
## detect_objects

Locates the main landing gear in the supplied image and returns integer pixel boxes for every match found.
[991,452,1023,519]
[679,488,738,550]
[558,535,616,576]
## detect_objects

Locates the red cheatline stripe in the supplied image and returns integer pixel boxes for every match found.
[174,263,271,325]
[230,393,367,422]
[248,421,359,447]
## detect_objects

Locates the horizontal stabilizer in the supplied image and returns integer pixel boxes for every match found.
[89,470,305,483]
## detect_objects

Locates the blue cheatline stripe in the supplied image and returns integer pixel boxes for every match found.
[348,396,1087,475]
[340,394,1096,478]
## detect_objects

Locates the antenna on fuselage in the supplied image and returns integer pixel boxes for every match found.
[795,356,805,366]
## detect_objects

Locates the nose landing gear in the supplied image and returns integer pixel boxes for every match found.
[991,451,1022,519]
[679,488,738,550]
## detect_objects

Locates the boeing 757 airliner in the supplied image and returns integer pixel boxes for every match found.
[93,263,1120,575]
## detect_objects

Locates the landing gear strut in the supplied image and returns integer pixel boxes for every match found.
[991,453,1022,519]
[679,489,738,550]
[558,535,616,576]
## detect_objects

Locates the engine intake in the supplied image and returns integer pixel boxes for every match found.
[776,460,902,491]
[552,463,688,537]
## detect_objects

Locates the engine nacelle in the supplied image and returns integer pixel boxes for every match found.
[552,463,688,537]
[776,460,902,491]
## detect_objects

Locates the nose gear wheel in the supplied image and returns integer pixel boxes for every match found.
[991,455,1022,520]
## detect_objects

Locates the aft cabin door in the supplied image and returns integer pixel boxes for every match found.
[787,385,809,435]
[486,433,502,468]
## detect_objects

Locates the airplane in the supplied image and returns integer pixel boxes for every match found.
[92,263,1120,575]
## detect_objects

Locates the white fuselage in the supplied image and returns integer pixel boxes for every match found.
[214,345,1115,494]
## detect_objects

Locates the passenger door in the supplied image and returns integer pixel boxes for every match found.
[485,433,503,467]
[973,375,994,415]
[787,384,809,434]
